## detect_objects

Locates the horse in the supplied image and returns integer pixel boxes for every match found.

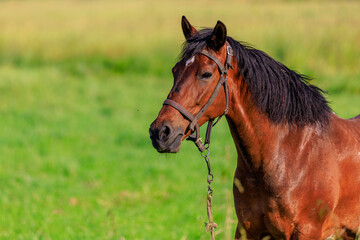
[149,16,360,240]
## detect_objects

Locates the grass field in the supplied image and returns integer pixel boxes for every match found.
[0,1,359,239]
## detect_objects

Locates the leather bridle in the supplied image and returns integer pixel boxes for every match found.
[163,43,233,153]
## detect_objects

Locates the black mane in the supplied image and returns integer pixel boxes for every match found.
[181,29,332,126]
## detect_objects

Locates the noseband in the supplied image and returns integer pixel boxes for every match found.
[163,44,233,152]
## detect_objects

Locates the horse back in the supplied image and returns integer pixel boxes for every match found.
[347,114,360,137]
[334,113,360,137]
[350,114,360,121]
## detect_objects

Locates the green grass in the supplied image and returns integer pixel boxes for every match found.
[0,0,359,239]
[0,65,237,240]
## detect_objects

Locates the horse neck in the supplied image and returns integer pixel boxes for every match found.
[225,75,291,174]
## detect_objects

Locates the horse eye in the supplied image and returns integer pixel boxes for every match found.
[200,72,212,80]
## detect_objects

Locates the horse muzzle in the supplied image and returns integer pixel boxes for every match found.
[149,121,184,153]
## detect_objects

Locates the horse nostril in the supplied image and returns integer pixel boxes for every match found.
[159,124,172,141]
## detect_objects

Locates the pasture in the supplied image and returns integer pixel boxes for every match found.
[0,1,359,239]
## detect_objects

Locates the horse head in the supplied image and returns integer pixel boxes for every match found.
[149,16,232,153]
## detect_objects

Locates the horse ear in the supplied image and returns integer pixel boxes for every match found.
[181,16,197,41]
[211,20,227,50]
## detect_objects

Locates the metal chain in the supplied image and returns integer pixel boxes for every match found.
[201,148,218,240]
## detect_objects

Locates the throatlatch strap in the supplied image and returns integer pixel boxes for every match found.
[205,119,214,145]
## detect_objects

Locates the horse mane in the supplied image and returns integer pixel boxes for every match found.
[181,29,332,127]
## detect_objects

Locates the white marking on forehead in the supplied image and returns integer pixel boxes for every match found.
[185,56,195,67]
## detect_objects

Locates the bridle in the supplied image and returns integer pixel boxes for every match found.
[162,43,233,240]
[163,43,233,239]
[163,43,233,153]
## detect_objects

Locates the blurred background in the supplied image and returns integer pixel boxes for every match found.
[0,0,359,239]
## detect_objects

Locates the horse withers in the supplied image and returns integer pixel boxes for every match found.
[149,16,360,240]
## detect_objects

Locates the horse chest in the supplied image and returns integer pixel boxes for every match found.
[234,168,297,238]
[236,188,295,238]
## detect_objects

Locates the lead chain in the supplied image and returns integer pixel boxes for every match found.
[202,151,217,240]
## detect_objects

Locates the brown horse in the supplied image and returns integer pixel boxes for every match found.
[149,16,360,240]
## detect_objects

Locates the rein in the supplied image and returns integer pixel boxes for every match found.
[163,44,233,240]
